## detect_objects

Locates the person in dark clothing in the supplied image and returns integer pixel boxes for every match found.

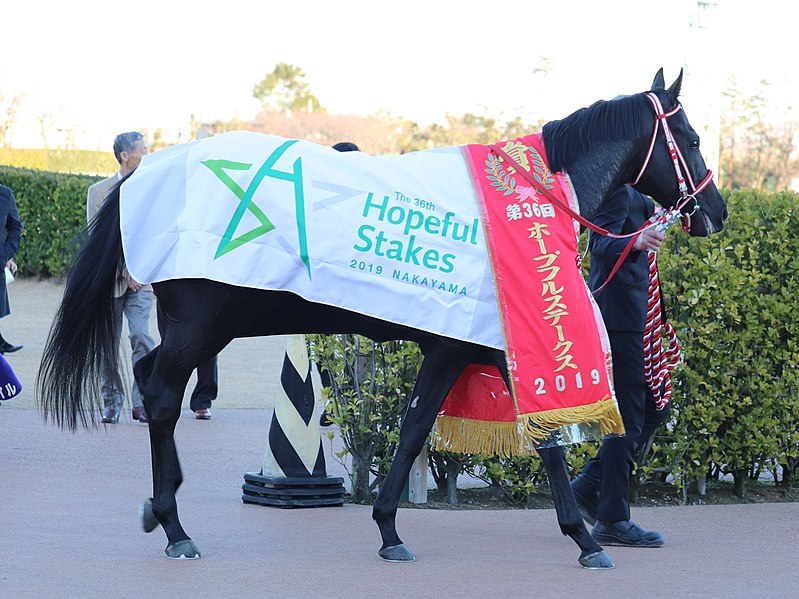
[0,184,23,354]
[155,304,218,420]
[332,141,359,152]
[571,184,672,548]
[318,141,360,426]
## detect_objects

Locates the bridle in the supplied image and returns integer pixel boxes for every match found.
[488,90,716,294]
[631,92,714,233]
[489,92,712,241]
[487,92,709,407]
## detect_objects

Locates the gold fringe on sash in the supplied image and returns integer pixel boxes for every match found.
[433,416,533,457]
[432,398,625,457]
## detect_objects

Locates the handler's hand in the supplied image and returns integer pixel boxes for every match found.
[126,274,144,292]
[633,228,666,252]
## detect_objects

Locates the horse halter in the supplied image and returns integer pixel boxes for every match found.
[631,92,714,232]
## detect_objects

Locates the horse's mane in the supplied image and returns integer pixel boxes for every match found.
[542,92,653,173]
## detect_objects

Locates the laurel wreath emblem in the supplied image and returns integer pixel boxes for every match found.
[529,147,555,189]
[485,153,516,196]
[485,144,555,196]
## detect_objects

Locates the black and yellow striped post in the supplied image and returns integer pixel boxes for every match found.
[243,334,345,507]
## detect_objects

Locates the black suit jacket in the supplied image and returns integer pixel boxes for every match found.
[0,184,23,318]
[588,185,654,333]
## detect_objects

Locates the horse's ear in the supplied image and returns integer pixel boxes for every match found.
[665,68,684,104]
[651,68,666,91]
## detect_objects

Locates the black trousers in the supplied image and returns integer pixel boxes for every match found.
[189,356,218,411]
[155,302,218,412]
[577,331,670,522]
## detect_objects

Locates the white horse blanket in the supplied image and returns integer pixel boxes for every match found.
[121,131,504,349]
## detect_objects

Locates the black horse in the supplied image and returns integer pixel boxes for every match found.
[37,69,727,568]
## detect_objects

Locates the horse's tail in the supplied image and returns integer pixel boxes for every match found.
[37,182,126,429]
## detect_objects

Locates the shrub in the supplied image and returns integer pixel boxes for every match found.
[310,335,422,503]
[657,189,799,493]
[0,166,102,277]
[6,162,796,498]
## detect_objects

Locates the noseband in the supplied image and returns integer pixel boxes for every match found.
[631,92,714,232]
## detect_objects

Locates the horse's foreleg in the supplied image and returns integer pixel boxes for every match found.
[372,346,471,562]
[488,352,612,567]
[537,445,614,569]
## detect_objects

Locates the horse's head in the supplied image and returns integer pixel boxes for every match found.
[630,68,728,236]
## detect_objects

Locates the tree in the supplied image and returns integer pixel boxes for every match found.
[719,78,799,191]
[252,63,324,114]
[36,109,54,149]
[0,89,23,148]
[531,55,554,78]
[383,111,540,155]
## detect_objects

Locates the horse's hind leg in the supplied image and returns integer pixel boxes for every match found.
[138,343,202,559]
[134,349,168,534]
[537,445,614,569]
[372,343,473,562]
[138,280,236,558]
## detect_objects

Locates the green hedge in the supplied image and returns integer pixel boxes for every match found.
[515,189,799,501]
[655,188,799,492]
[0,166,103,277]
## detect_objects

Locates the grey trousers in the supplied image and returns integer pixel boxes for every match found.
[100,288,155,411]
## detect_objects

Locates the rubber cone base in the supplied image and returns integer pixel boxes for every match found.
[242,472,346,508]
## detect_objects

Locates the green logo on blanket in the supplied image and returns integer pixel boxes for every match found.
[202,139,311,278]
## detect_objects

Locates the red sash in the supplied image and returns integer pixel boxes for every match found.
[434,134,624,456]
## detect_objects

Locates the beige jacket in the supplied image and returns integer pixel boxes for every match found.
[87,173,152,298]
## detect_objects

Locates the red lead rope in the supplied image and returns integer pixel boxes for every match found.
[593,208,682,409]
[643,221,681,409]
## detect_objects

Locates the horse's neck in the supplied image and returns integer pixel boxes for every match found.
[567,140,638,222]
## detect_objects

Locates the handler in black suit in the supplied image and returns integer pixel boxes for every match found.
[0,184,23,353]
[571,184,670,548]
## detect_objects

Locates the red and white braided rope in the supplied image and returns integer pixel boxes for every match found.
[644,210,682,410]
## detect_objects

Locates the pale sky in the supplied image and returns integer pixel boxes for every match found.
[1,0,794,151]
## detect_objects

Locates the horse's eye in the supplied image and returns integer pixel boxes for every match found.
[691,139,700,150]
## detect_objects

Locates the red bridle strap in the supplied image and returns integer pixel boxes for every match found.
[632,92,714,201]
[489,94,709,293]
[590,205,683,294]
[489,93,716,292]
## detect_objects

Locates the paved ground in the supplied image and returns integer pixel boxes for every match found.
[1,280,798,598]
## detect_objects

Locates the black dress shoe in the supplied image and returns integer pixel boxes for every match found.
[132,406,148,423]
[101,407,119,424]
[592,520,664,547]
[0,341,22,354]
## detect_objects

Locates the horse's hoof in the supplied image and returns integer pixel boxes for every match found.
[141,499,159,533]
[378,544,416,562]
[165,539,201,559]
[579,549,615,569]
